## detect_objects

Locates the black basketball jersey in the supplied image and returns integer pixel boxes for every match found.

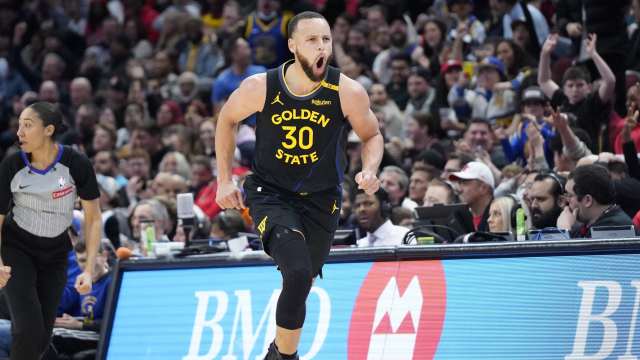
[253,60,348,193]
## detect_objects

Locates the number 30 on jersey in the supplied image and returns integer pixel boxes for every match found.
[275,126,319,166]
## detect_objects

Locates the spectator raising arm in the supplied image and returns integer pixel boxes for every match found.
[552,109,592,161]
[584,34,616,104]
[538,34,560,98]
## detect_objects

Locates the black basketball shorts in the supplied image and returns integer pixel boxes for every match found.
[243,174,341,277]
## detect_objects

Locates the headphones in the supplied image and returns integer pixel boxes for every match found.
[543,172,565,195]
[505,193,522,230]
[538,171,566,208]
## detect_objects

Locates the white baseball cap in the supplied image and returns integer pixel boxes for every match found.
[449,161,495,189]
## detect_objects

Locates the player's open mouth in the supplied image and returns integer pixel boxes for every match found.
[315,57,324,70]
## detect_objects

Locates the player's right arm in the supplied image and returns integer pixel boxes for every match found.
[215,73,267,209]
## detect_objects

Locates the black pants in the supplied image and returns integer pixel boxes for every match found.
[1,219,69,360]
[243,175,341,278]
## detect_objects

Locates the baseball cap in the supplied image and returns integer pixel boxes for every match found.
[521,86,546,104]
[440,59,463,75]
[478,56,506,78]
[449,161,495,189]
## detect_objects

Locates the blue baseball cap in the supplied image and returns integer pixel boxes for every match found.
[478,56,506,78]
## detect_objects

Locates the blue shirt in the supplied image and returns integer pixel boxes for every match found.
[57,251,82,316]
[245,13,292,69]
[501,119,555,167]
[211,65,266,125]
[58,272,112,321]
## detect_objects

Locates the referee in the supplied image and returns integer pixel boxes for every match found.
[0,102,101,359]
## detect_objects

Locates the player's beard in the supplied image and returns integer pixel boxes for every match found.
[295,50,331,82]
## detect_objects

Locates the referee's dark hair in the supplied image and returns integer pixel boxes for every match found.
[287,11,326,39]
[569,164,616,205]
[27,101,69,137]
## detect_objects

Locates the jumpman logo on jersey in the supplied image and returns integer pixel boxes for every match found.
[271,91,284,106]
[331,200,339,215]
[257,216,268,235]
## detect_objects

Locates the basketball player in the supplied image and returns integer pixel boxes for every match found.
[215,11,383,360]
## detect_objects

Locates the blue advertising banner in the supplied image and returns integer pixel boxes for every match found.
[103,253,640,359]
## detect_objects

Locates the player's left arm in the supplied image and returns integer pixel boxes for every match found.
[340,74,384,194]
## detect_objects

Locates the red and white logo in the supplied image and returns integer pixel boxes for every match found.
[348,260,446,360]
[52,186,73,199]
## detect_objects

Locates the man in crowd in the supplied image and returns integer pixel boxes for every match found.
[449,161,495,231]
[355,189,409,247]
[379,165,410,208]
[558,164,633,238]
[527,172,566,229]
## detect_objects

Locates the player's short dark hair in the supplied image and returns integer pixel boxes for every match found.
[287,11,326,39]
[569,164,615,205]
[28,101,69,137]
[562,66,592,85]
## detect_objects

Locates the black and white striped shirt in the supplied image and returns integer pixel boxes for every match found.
[0,145,99,238]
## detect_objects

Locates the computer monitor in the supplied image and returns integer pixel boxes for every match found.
[414,203,474,243]
[332,229,357,246]
[590,225,636,239]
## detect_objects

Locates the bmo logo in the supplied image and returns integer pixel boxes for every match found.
[348,261,447,359]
